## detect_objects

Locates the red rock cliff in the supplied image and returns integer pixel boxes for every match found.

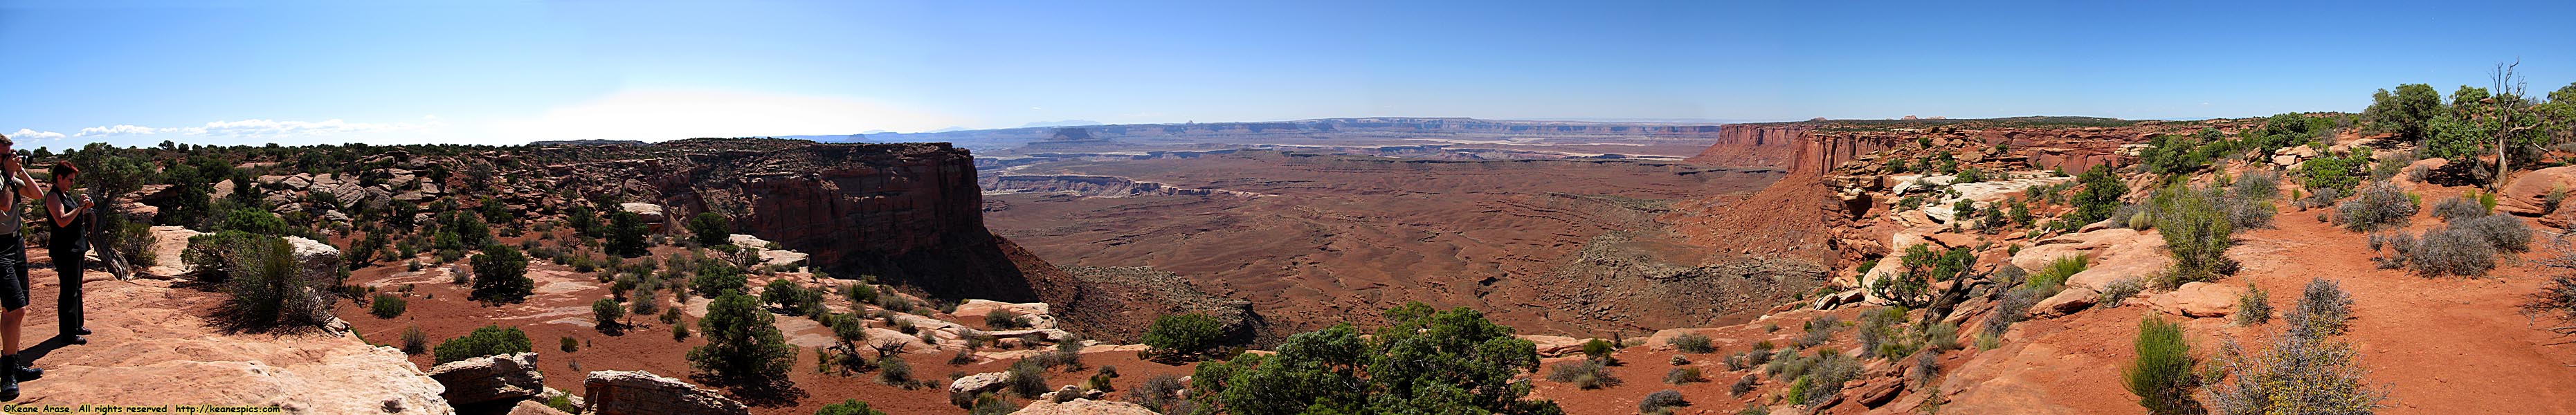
[525,140,1076,306]
[1688,124,1905,174]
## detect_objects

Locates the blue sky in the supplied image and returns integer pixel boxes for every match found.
[2,0,2573,147]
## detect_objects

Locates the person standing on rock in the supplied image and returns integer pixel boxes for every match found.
[0,134,45,400]
[42,160,89,346]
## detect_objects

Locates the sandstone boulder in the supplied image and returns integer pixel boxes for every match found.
[29,278,454,414]
[951,371,1010,396]
[622,203,668,223]
[954,299,1059,329]
[2147,282,2240,318]
[1521,335,1586,358]
[2031,287,2098,318]
[428,352,545,405]
[2499,165,2576,216]
[284,235,344,282]
[582,370,750,415]
[1009,398,1159,415]
[140,225,203,279]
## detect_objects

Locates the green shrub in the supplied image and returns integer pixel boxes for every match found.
[1986,285,2051,336]
[1729,374,1758,396]
[2152,184,2238,287]
[433,324,532,365]
[1875,244,1974,308]
[592,297,626,331]
[1141,313,1226,360]
[559,336,579,352]
[1638,389,1688,413]
[690,264,748,299]
[1795,351,1862,407]
[2298,151,2368,196]
[2066,166,2129,226]
[193,232,335,331]
[2458,214,2532,253]
[1129,374,1186,412]
[2431,196,2486,221]
[2207,280,2387,414]
[399,326,428,355]
[688,290,797,387]
[1664,367,1703,385]
[2336,182,2418,232]
[688,212,732,246]
[2029,255,2087,289]
[2285,278,2353,337]
[1858,306,1910,359]
[606,211,651,257]
[812,399,887,415]
[2234,284,2274,326]
[985,308,1029,329]
[2100,277,2147,306]
[1667,333,1715,354]
[2123,317,2199,414]
[1795,315,1842,349]
[469,245,533,304]
[2407,226,2498,277]
[1545,359,1619,389]
[1187,303,1561,414]
[877,354,918,389]
[544,394,578,414]
[369,293,406,318]
[2233,171,2281,201]
[1006,359,1049,398]
[1580,338,1617,362]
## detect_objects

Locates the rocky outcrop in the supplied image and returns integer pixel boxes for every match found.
[2146,282,2242,319]
[521,140,1078,309]
[2499,165,2576,216]
[951,371,1011,396]
[1009,398,1161,415]
[427,352,545,405]
[581,370,750,415]
[953,299,1059,329]
[30,278,453,414]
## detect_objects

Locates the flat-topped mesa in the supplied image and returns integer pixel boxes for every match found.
[521,139,1074,306]
[1688,117,2270,176]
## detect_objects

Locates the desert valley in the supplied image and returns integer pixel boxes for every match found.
[10,2,2576,415]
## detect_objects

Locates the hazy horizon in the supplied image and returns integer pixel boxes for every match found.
[5,0,2573,148]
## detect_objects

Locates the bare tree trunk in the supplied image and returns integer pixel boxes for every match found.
[84,187,133,280]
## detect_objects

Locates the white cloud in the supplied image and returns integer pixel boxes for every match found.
[5,129,64,140]
[62,118,443,140]
[74,124,163,138]
[491,89,972,142]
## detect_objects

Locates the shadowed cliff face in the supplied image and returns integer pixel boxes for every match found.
[664,142,1070,304]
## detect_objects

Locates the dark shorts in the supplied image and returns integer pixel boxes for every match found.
[0,234,25,311]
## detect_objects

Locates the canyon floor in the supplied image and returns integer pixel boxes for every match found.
[982,149,1787,338]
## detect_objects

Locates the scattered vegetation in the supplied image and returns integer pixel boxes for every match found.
[1667,332,1715,354]
[2150,183,2242,287]
[2336,182,2418,232]
[1185,302,1563,414]
[1638,389,1688,414]
[1545,359,1620,389]
[2123,317,2201,414]
[2234,284,2274,326]
[469,244,533,304]
[2205,278,2387,414]
[1142,313,1226,362]
[433,324,532,365]
[368,293,406,318]
[688,290,798,391]
[688,212,733,246]
[190,232,336,332]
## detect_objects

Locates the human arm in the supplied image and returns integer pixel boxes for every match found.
[45,190,71,228]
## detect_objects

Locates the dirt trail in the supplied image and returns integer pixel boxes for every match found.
[1935,194,2576,414]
